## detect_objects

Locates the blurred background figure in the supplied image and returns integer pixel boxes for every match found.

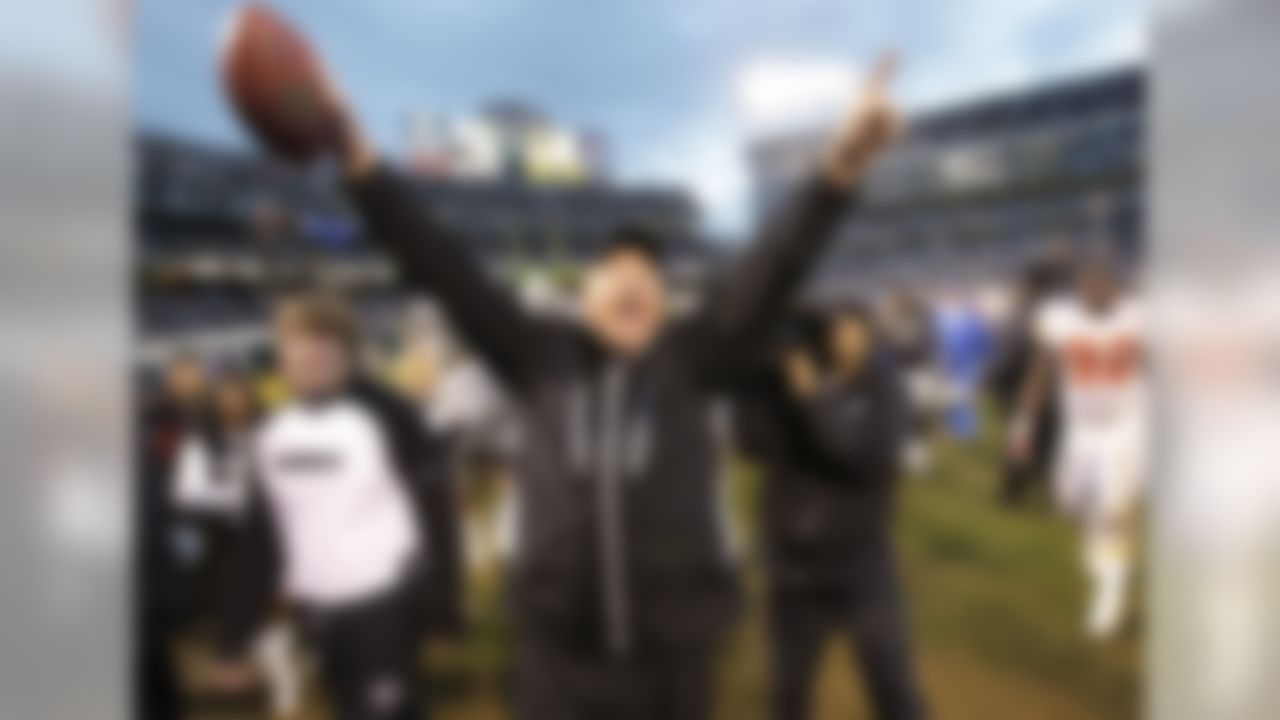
[933,291,995,443]
[878,287,938,475]
[392,304,521,575]
[737,303,926,720]
[429,346,520,575]
[171,368,257,592]
[250,199,298,295]
[1010,258,1146,639]
[136,350,210,720]
[204,369,304,719]
[986,245,1074,505]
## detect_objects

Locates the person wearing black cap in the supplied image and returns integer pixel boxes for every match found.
[224,40,904,717]
[736,302,927,720]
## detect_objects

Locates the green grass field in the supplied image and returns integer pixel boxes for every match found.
[425,425,1141,720]
[191,421,1141,719]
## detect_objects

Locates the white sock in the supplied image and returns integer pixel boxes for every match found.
[256,622,302,718]
[1084,541,1130,640]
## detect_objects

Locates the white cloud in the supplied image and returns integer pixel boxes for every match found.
[735,58,858,137]
[905,0,1070,110]
[624,114,752,237]
[649,1,1147,237]
[642,56,866,236]
[0,0,126,91]
[629,0,1146,238]
[1080,3,1146,69]
[903,0,1143,111]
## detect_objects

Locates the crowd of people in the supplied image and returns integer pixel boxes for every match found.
[136,241,1146,720]
[135,39,1149,720]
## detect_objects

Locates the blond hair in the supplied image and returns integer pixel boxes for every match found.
[273,293,360,351]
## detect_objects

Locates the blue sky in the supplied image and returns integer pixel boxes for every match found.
[129,0,1144,236]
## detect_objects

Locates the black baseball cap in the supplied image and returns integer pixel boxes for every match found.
[594,224,666,266]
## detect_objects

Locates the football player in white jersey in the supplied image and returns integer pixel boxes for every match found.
[1010,258,1146,639]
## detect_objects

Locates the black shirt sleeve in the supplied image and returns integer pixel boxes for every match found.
[793,359,906,481]
[685,175,856,383]
[215,478,281,660]
[353,379,462,634]
[731,371,789,464]
[346,167,547,392]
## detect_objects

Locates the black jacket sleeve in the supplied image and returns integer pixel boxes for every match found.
[731,372,789,464]
[985,313,1035,410]
[215,480,281,661]
[793,360,906,481]
[686,175,856,382]
[403,442,463,635]
[346,167,546,392]
[355,380,463,634]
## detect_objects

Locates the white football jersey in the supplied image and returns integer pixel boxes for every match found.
[256,397,420,605]
[1036,295,1146,428]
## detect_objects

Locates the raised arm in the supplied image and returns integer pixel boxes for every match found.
[221,22,545,392]
[689,53,904,378]
[342,161,546,391]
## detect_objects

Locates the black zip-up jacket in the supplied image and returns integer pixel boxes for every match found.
[347,167,855,656]
[737,350,907,585]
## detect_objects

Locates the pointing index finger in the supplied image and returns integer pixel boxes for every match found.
[869,50,900,90]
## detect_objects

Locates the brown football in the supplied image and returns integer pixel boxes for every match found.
[219,3,337,162]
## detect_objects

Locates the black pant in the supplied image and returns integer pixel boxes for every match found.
[515,634,713,720]
[300,576,427,720]
[999,404,1058,506]
[135,613,182,720]
[768,545,926,720]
